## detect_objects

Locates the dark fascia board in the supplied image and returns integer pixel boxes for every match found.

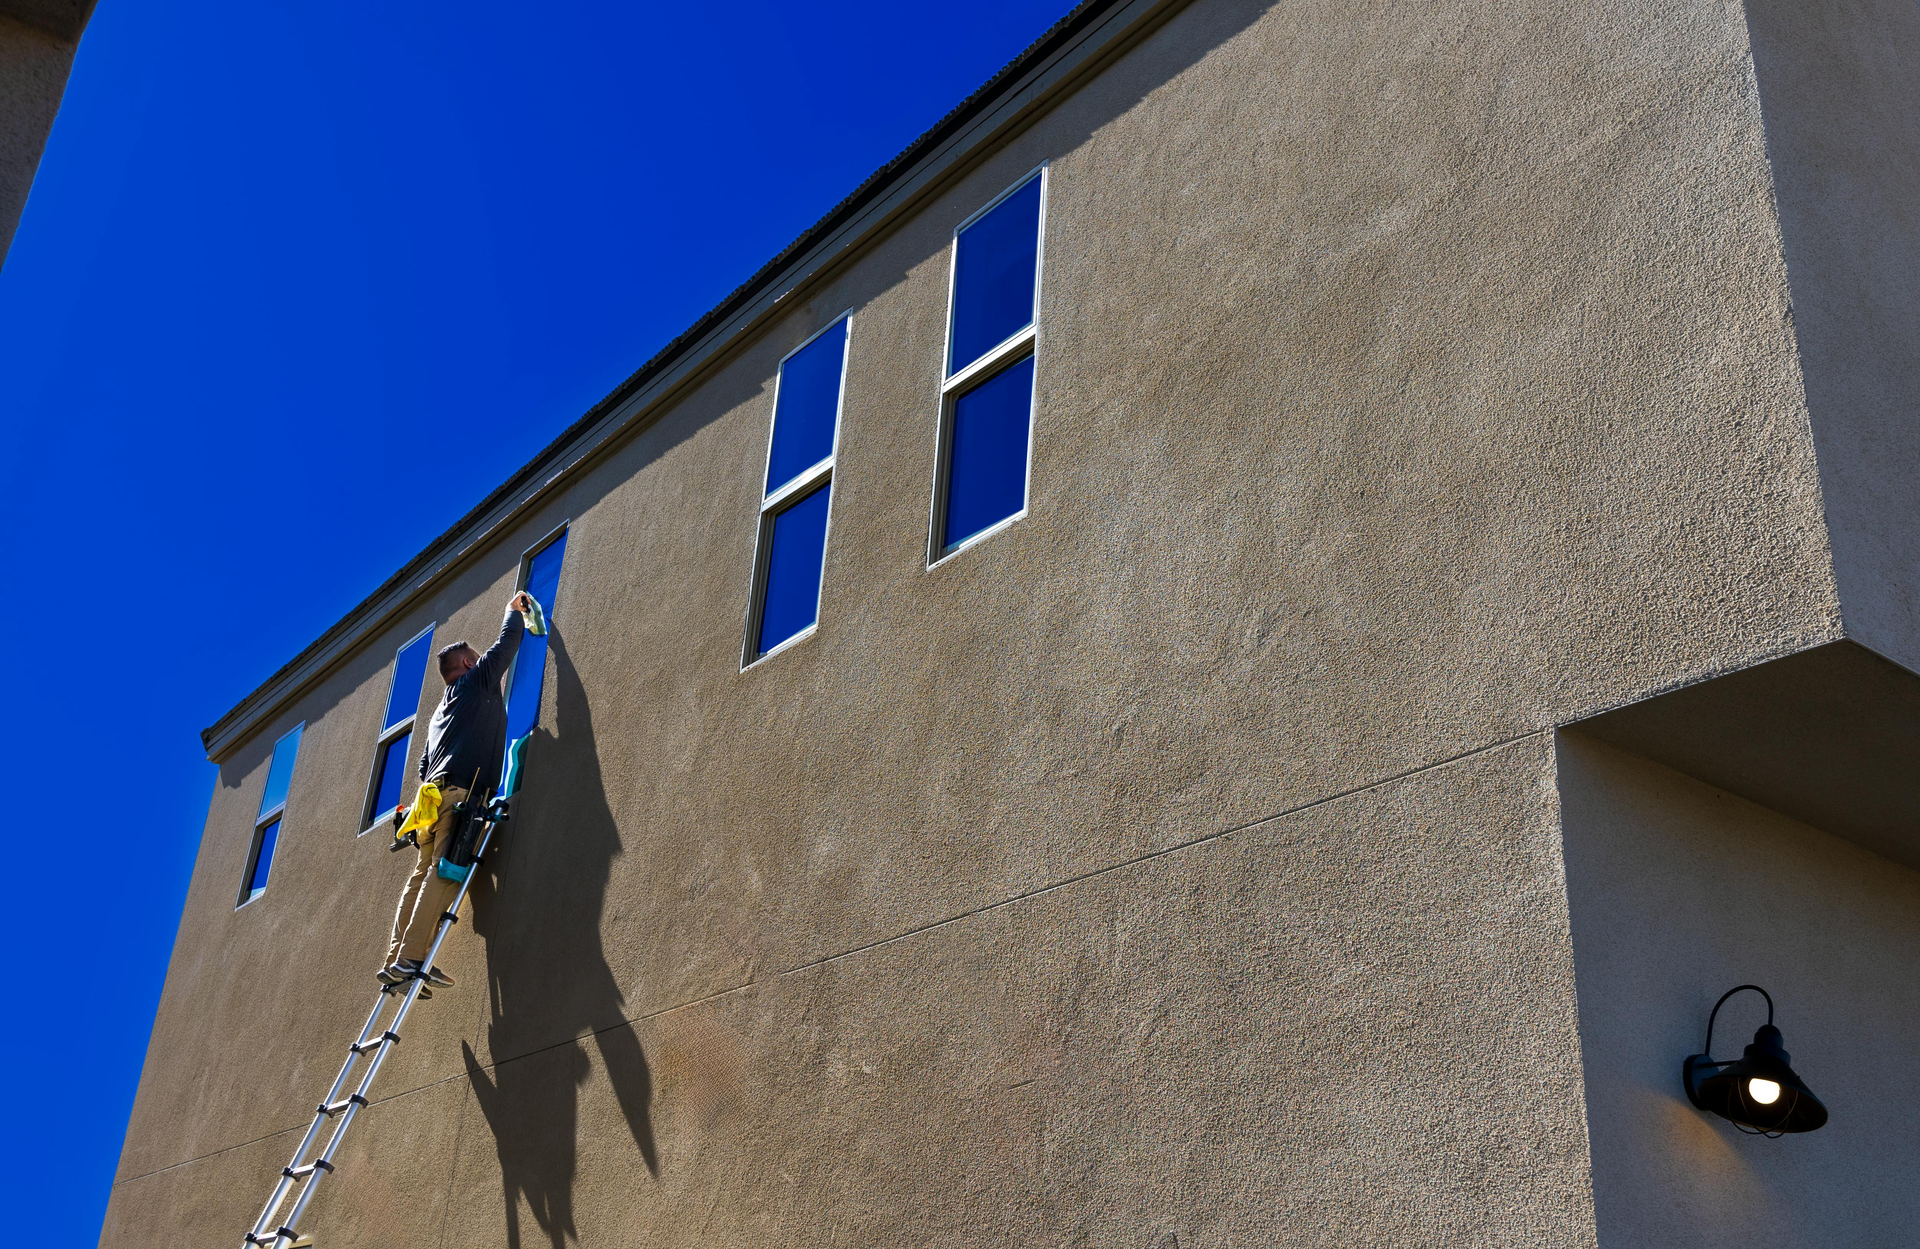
[1567,639,1920,871]
[201,0,1195,762]
[0,0,96,42]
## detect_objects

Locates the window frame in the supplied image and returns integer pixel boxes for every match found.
[502,520,570,738]
[358,622,435,836]
[929,163,1048,568]
[743,312,852,669]
[238,721,304,909]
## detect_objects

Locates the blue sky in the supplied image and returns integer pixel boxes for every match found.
[0,2,1073,1240]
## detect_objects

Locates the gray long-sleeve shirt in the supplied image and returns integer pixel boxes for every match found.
[418,610,524,794]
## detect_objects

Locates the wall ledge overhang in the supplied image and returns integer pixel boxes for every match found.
[198,0,1196,763]
[1567,639,1920,870]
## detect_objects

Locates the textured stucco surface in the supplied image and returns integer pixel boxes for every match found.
[0,11,78,268]
[109,0,1884,1241]
[1558,733,1920,1247]
[115,736,1595,1248]
[1746,0,1920,672]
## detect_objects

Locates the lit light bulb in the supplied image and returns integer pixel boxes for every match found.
[1748,1077,1782,1105]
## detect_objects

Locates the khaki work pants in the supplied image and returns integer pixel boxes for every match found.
[387,785,470,966]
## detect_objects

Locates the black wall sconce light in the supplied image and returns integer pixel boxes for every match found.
[1683,985,1827,1136]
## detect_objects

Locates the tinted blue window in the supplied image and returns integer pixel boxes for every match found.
[943,355,1035,552]
[949,175,1042,375]
[757,483,831,657]
[245,818,280,904]
[370,729,410,820]
[504,531,567,748]
[766,320,848,494]
[259,725,303,818]
[383,629,434,731]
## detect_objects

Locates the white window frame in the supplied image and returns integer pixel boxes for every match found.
[239,721,304,909]
[502,519,570,720]
[359,622,435,835]
[928,162,1048,568]
[743,313,852,669]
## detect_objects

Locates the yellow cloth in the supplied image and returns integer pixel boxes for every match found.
[393,783,443,847]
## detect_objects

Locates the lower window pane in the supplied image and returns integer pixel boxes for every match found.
[371,730,410,823]
[758,483,832,657]
[943,354,1034,552]
[246,818,280,904]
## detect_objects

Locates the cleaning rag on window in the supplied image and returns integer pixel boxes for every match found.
[521,597,547,636]
[393,783,443,847]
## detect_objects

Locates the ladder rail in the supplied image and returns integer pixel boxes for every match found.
[250,811,504,1249]
[270,981,423,1246]
[245,993,392,1243]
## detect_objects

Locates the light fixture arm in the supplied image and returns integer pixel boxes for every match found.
[1701,984,1773,1059]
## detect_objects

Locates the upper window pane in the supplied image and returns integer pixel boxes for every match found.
[383,628,435,731]
[258,725,303,818]
[943,354,1035,553]
[766,320,848,495]
[949,175,1042,376]
[505,531,568,748]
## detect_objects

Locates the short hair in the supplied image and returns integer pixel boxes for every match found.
[437,641,478,679]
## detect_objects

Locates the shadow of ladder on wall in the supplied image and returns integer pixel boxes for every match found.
[239,737,531,1249]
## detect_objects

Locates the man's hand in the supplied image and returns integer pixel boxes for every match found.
[509,591,534,614]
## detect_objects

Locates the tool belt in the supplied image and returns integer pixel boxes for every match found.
[435,791,493,882]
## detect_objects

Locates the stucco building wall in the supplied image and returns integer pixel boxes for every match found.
[106,0,1914,1243]
[111,735,1598,1247]
[1559,732,1920,1248]
[1746,0,1920,673]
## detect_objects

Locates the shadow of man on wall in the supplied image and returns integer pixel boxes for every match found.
[462,623,657,1249]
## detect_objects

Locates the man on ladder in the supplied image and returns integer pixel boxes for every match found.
[381,590,533,991]
[245,589,546,1247]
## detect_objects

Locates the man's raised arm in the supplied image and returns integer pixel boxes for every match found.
[472,592,532,688]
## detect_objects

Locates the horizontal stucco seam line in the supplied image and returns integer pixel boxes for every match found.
[108,1071,461,1189]
[198,0,1197,764]
[123,724,1549,1184]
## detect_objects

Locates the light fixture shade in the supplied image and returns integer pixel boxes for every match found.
[1683,991,1828,1136]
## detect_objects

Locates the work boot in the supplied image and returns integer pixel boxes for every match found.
[385,958,455,989]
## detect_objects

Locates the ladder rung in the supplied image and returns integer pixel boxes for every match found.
[317,1094,368,1117]
[350,1030,400,1054]
[283,1159,334,1180]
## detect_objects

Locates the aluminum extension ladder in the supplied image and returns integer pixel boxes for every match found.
[240,796,509,1249]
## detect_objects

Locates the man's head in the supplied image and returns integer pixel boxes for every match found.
[438,641,479,685]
